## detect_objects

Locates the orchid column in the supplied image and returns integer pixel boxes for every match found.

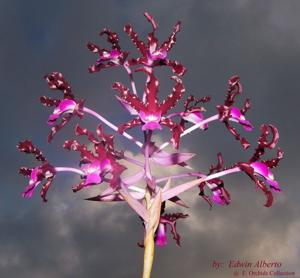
[17,12,283,278]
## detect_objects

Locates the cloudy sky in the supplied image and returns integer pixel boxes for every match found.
[1,0,300,277]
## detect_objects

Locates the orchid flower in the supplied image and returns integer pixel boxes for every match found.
[113,67,185,148]
[124,12,186,76]
[87,28,128,73]
[40,72,84,142]
[17,12,284,278]
[63,124,126,191]
[238,124,283,206]
[17,140,56,202]
[155,212,188,247]
[217,75,253,149]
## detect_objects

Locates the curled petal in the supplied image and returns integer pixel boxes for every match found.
[162,59,187,76]
[224,75,242,106]
[250,124,280,163]
[264,148,284,169]
[100,28,121,50]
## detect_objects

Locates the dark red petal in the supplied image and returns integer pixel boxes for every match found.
[19,167,32,177]
[238,162,274,207]
[250,124,280,162]
[160,118,184,149]
[17,140,46,162]
[100,28,121,50]
[40,176,55,202]
[88,62,115,73]
[48,114,72,143]
[112,82,146,112]
[44,72,74,99]
[109,161,127,189]
[224,121,250,149]
[75,124,99,144]
[63,140,96,162]
[161,213,188,246]
[162,59,187,76]
[209,152,224,174]
[135,67,159,111]
[118,117,142,134]
[159,76,185,115]
[263,148,284,169]
[40,96,60,107]
[224,75,242,107]
[86,42,101,53]
[144,12,158,30]
[241,98,251,115]
[160,21,181,53]
[199,182,213,209]
[124,24,148,57]
[72,180,86,193]
[96,125,115,154]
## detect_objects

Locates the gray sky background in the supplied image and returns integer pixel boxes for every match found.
[1,0,300,277]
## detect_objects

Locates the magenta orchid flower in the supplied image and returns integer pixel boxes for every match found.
[124,12,186,76]
[17,140,56,202]
[63,124,126,192]
[217,75,253,149]
[87,28,128,73]
[40,72,84,142]
[237,124,283,207]
[155,212,188,247]
[17,12,284,278]
[113,67,185,148]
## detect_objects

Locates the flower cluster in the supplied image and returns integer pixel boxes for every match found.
[17,12,284,278]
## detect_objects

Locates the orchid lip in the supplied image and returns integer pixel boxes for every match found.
[142,122,162,131]
[47,99,77,125]
[250,161,280,189]
[155,223,167,247]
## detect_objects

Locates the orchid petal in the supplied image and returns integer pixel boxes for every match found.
[152,151,195,166]
[115,96,139,115]
[182,111,208,129]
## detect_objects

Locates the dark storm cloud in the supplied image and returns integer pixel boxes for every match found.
[1,0,300,277]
